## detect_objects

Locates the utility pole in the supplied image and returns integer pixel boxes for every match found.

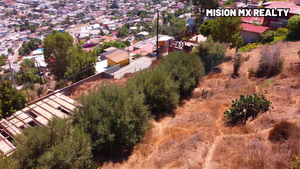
[156,9,159,58]
[35,61,43,85]
[8,61,16,89]
[21,67,30,104]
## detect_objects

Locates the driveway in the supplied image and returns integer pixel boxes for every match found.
[113,57,153,79]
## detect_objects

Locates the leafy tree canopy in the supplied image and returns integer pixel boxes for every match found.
[287,15,300,40]
[11,117,94,169]
[73,82,153,153]
[0,81,26,119]
[193,35,227,72]
[211,17,243,49]
[43,30,74,80]
[129,69,180,116]
[157,51,205,96]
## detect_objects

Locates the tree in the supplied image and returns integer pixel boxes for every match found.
[122,40,131,46]
[130,69,179,116]
[43,30,74,80]
[182,0,219,23]
[110,1,119,9]
[199,20,212,37]
[0,153,18,168]
[170,17,186,37]
[7,48,13,54]
[98,41,126,53]
[0,54,8,66]
[193,35,227,72]
[12,117,94,169]
[64,44,97,82]
[12,9,18,15]
[117,26,129,38]
[0,81,26,119]
[20,59,35,68]
[287,15,300,40]
[73,83,153,153]
[211,17,243,50]
[157,51,205,96]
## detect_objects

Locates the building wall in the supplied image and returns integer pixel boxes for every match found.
[107,58,129,67]
[239,30,260,44]
[158,41,166,47]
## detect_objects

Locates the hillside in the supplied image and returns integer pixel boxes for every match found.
[95,41,300,169]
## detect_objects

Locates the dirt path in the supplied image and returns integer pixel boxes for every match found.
[203,128,272,169]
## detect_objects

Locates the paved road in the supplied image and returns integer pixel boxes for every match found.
[113,57,153,79]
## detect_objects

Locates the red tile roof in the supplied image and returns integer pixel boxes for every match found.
[240,23,269,34]
[263,1,300,15]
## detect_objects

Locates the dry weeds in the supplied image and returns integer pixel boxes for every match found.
[88,41,300,169]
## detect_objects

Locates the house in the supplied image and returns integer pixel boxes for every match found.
[262,1,300,30]
[168,41,197,54]
[136,31,149,38]
[158,35,174,48]
[240,23,269,44]
[129,27,138,34]
[130,43,154,56]
[100,49,130,67]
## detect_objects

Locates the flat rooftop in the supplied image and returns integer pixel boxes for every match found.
[0,92,76,156]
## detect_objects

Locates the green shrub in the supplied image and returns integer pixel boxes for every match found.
[256,44,284,78]
[287,15,300,40]
[268,121,300,143]
[224,94,272,125]
[55,79,68,90]
[298,50,300,55]
[12,117,94,169]
[248,67,256,77]
[193,35,227,72]
[0,81,26,119]
[238,43,257,52]
[233,53,243,77]
[289,155,300,169]
[156,51,205,96]
[260,30,276,44]
[269,36,284,45]
[131,69,180,116]
[275,27,288,37]
[73,83,153,153]
[199,20,212,37]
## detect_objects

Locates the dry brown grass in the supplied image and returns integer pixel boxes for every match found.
[88,41,300,169]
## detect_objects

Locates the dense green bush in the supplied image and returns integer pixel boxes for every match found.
[238,43,257,52]
[11,117,94,169]
[199,20,212,37]
[224,94,272,125]
[193,35,227,72]
[131,69,180,116]
[275,27,288,37]
[260,30,276,44]
[157,51,205,96]
[287,15,300,40]
[0,81,26,119]
[55,79,68,90]
[256,44,284,78]
[73,83,153,153]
